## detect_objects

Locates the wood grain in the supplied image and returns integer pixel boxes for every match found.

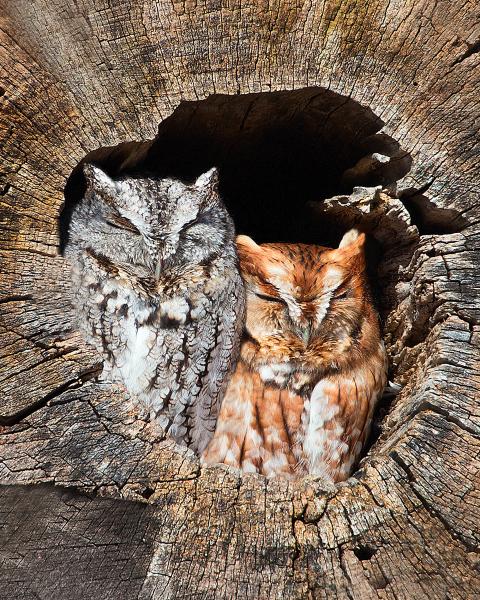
[1,0,479,597]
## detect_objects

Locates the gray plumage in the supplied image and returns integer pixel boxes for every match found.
[65,164,245,454]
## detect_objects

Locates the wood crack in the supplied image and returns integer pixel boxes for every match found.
[390,450,479,555]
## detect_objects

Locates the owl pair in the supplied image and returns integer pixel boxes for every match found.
[66,165,387,483]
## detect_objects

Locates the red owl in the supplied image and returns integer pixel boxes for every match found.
[202,230,387,482]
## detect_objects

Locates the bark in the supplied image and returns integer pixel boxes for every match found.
[1,1,479,598]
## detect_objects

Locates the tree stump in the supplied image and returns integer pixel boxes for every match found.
[1,1,479,598]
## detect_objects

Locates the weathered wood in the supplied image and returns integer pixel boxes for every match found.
[1,1,479,598]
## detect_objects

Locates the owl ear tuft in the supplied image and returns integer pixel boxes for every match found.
[335,228,367,271]
[236,235,264,270]
[195,167,219,190]
[236,234,260,252]
[83,163,116,193]
[338,228,366,250]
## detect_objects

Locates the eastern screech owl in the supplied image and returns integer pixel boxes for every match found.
[202,230,387,482]
[65,164,245,454]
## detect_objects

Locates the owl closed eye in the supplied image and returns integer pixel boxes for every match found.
[202,229,388,482]
[65,164,245,454]
[236,229,377,383]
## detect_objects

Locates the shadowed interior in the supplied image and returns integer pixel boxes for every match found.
[60,87,413,251]
[60,87,464,473]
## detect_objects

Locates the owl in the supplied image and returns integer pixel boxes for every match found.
[202,230,387,482]
[65,163,245,454]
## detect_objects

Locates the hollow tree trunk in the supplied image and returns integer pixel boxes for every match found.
[1,2,479,599]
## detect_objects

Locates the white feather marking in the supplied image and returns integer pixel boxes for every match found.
[258,365,275,382]
[303,379,343,480]
[121,324,157,394]
[158,297,190,324]
[249,429,263,448]
[268,264,287,277]
[315,266,343,326]
[263,454,289,476]
[225,449,239,464]
[259,363,293,385]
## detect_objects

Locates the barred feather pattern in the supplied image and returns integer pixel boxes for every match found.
[202,232,387,482]
[66,164,245,454]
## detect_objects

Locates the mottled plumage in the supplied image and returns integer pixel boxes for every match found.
[202,230,387,482]
[65,164,245,454]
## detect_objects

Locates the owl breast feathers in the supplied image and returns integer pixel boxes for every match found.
[202,230,388,482]
[65,164,245,454]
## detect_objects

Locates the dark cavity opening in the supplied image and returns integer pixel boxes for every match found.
[353,545,377,561]
[400,190,469,235]
[60,87,413,251]
[59,87,465,481]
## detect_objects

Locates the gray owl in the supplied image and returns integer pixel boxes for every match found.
[65,164,245,454]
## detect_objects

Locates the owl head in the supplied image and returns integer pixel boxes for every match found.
[237,230,377,377]
[67,164,233,277]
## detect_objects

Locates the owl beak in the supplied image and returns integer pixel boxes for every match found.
[301,324,312,345]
